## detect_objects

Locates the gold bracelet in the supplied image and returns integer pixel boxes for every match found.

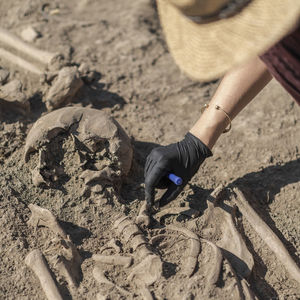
[201,104,232,133]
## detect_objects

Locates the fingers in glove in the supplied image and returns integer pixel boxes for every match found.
[145,164,168,206]
[159,183,184,207]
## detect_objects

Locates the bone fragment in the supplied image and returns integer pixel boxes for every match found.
[27,204,81,288]
[115,218,134,235]
[93,265,131,296]
[167,225,201,277]
[0,28,57,65]
[45,66,83,111]
[31,167,47,187]
[113,216,129,229]
[25,249,63,300]
[0,48,43,74]
[233,187,300,284]
[201,239,223,288]
[139,285,154,300]
[122,224,142,242]
[27,203,67,239]
[128,254,162,286]
[93,254,133,268]
[131,234,147,251]
[80,168,114,185]
[96,293,108,300]
[100,238,121,254]
[54,238,82,289]
[155,207,199,220]
[217,205,254,278]
[136,201,151,228]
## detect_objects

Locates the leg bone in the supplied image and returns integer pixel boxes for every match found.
[233,187,300,285]
[25,249,63,300]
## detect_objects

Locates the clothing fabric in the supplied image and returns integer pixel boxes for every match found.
[261,25,300,105]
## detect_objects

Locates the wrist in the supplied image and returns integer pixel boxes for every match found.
[190,105,229,149]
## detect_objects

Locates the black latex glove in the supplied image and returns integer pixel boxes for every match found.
[144,132,212,207]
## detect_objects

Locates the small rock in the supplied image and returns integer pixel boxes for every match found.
[44,66,84,111]
[0,68,9,85]
[20,26,41,42]
[0,80,26,103]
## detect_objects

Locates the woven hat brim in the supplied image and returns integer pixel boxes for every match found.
[157,0,300,81]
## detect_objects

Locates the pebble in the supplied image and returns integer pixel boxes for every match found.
[20,26,41,42]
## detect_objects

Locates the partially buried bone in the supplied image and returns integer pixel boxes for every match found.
[93,265,131,297]
[0,48,43,75]
[166,225,200,277]
[136,201,151,228]
[24,107,133,190]
[100,238,121,254]
[128,254,162,286]
[198,185,254,279]
[44,66,83,111]
[0,27,58,66]
[155,206,199,221]
[114,216,162,285]
[28,203,67,238]
[92,254,133,268]
[233,187,300,285]
[25,249,63,300]
[216,205,254,278]
[27,204,82,289]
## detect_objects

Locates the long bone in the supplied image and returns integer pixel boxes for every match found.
[0,48,43,74]
[93,254,133,268]
[155,207,199,221]
[0,28,58,66]
[166,225,201,277]
[25,249,63,300]
[27,204,82,288]
[233,187,300,285]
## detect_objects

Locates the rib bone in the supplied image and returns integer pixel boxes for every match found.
[25,249,63,300]
[93,254,133,268]
[233,187,300,284]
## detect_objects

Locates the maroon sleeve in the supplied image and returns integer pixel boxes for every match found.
[260,26,300,105]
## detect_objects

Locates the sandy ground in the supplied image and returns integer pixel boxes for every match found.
[0,1,299,299]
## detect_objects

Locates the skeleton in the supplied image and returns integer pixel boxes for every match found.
[27,204,81,293]
[24,107,133,197]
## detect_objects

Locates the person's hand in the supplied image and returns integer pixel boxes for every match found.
[144,132,212,207]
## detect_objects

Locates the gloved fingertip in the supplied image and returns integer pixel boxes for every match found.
[159,184,183,207]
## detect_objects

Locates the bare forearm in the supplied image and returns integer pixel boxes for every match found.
[190,56,272,149]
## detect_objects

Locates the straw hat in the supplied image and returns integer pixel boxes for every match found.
[157,0,300,81]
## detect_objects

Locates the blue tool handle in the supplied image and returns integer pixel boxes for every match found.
[168,173,183,185]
